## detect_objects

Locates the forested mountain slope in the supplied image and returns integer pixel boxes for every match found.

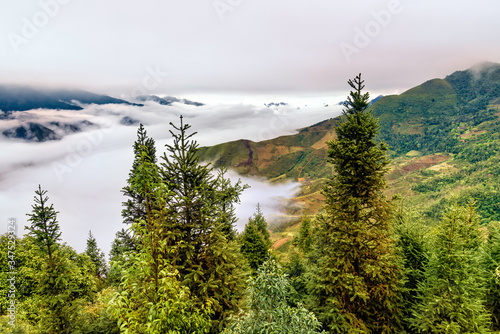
[198,63,500,227]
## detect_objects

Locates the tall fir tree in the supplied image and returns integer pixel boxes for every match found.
[159,117,248,332]
[393,203,429,333]
[240,204,271,270]
[484,222,500,331]
[110,145,211,333]
[121,123,157,225]
[25,186,97,333]
[111,117,247,332]
[109,228,138,263]
[309,74,402,333]
[411,203,491,333]
[26,184,61,269]
[85,230,108,280]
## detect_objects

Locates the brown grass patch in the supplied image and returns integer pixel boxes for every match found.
[400,154,449,174]
[273,237,292,250]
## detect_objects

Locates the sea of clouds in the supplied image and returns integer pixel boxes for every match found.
[0,95,343,256]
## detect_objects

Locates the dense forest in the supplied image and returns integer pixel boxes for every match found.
[2,74,500,333]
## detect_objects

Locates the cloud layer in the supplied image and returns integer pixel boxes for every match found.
[0,98,343,256]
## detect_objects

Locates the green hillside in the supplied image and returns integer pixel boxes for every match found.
[198,63,500,233]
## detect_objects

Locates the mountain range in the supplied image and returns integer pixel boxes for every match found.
[197,62,500,242]
[0,86,203,142]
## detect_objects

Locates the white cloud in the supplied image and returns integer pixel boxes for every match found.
[0,99,342,256]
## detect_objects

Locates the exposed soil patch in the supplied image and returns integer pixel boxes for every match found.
[460,130,487,139]
[273,237,292,250]
[400,154,449,174]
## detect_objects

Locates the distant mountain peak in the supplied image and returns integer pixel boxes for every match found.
[0,85,139,114]
[136,95,204,107]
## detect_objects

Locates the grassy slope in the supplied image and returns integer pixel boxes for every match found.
[198,63,500,252]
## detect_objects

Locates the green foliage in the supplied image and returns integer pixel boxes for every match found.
[294,215,314,254]
[85,230,108,280]
[121,123,157,226]
[393,204,430,332]
[114,120,248,332]
[72,287,120,334]
[23,186,98,333]
[240,205,271,270]
[109,251,210,333]
[0,235,39,315]
[25,185,61,268]
[483,223,500,331]
[109,144,212,333]
[411,203,491,333]
[0,315,36,333]
[159,117,248,332]
[223,259,324,334]
[108,228,138,285]
[310,74,402,333]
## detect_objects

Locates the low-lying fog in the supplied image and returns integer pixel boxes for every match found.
[0,95,343,256]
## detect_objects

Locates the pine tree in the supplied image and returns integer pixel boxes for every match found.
[484,222,500,331]
[295,214,314,255]
[109,228,138,263]
[85,230,108,280]
[411,203,491,333]
[157,116,248,332]
[109,147,211,333]
[240,204,271,270]
[121,123,157,225]
[25,186,97,333]
[25,184,61,268]
[252,203,271,247]
[393,203,429,332]
[108,228,139,285]
[309,74,402,333]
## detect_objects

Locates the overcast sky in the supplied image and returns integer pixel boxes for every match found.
[1,0,500,97]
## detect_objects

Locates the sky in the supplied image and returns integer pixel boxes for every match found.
[1,0,500,96]
[1,0,500,255]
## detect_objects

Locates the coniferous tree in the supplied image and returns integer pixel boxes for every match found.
[240,221,269,271]
[110,146,211,333]
[108,228,139,285]
[295,214,314,255]
[25,186,97,333]
[109,228,138,263]
[484,222,500,331]
[309,74,402,333]
[393,204,429,332]
[26,185,61,269]
[411,203,491,333]
[240,204,272,271]
[160,117,248,332]
[252,203,271,246]
[213,167,248,240]
[85,230,108,280]
[121,123,157,225]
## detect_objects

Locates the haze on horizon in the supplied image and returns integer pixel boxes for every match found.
[1,0,500,97]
